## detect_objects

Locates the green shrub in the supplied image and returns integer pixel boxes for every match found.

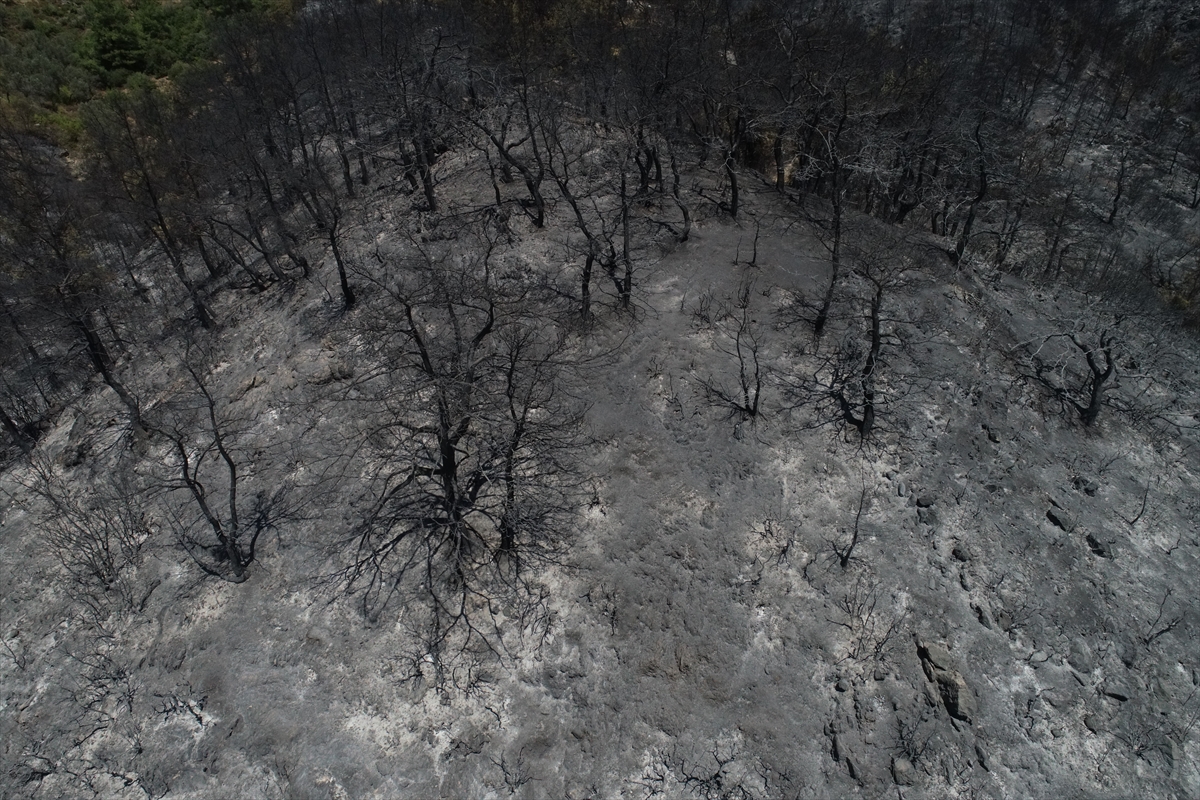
[79,0,210,83]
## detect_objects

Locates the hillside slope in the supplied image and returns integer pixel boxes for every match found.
[2,175,1198,798]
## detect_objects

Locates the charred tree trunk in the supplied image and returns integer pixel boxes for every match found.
[73,313,139,423]
[1072,332,1115,426]
[858,281,884,439]
[1106,150,1127,225]
[814,180,843,338]
[954,117,988,266]
[774,131,786,192]
[723,146,739,219]
[414,135,438,212]
[0,403,33,452]
[620,170,633,307]
[670,147,692,242]
[581,251,595,321]
[329,210,356,310]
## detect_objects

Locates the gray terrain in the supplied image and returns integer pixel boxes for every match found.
[2,2,1200,796]
[3,173,1199,798]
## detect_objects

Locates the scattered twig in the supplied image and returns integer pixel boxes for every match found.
[1142,589,1184,647]
[1118,480,1151,525]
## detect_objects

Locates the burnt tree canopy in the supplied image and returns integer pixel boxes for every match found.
[335,229,586,664]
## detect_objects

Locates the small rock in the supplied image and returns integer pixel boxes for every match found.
[971,603,993,629]
[1072,476,1099,496]
[918,641,976,723]
[845,756,859,781]
[874,668,887,681]
[916,495,936,508]
[1085,533,1114,559]
[1046,508,1075,532]
[897,481,908,498]
[975,743,990,771]
[1084,714,1105,734]
[305,627,332,647]
[1043,688,1070,709]
[309,359,354,385]
[1067,639,1094,673]
[892,757,915,785]
[9,761,52,787]
[1161,738,1180,775]
[917,507,939,526]
[1104,682,1132,702]
[936,671,976,723]
[836,678,850,693]
[233,375,261,400]
[919,642,954,673]
[951,544,971,562]
[1118,638,1139,668]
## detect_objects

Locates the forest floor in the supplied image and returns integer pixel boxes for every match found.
[2,174,1200,799]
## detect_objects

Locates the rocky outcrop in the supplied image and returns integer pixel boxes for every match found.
[917,640,976,724]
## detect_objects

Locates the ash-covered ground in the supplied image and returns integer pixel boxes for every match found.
[2,174,1199,800]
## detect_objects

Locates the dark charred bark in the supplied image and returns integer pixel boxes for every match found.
[1072,332,1116,426]
[329,211,356,310]
[813,182,842,338]
[73,314,139,424]
[0,403,34,452]
[774,132,786,192]
[954,116,989,266]
[620,170,633,307]
[670,147,692,242]
[723,146,739,219]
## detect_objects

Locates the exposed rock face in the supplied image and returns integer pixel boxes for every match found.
[1067,638,1094,673]
[892,756,916,785]
[1046,507,1076,532]
[918,640,976,724]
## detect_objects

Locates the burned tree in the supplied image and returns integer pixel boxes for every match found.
[696,280,765,423]
[1069,329,1117,426]
[82,81,217,329]
[543,114,636,320]
[337,231,585,672]
[781,232,917,442]
[19,454,152,612]
[143,347,288,582]
[832,251,893,441]
[458,64,552,229]
[0,121,145,435]
[1018,318,1122,428]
